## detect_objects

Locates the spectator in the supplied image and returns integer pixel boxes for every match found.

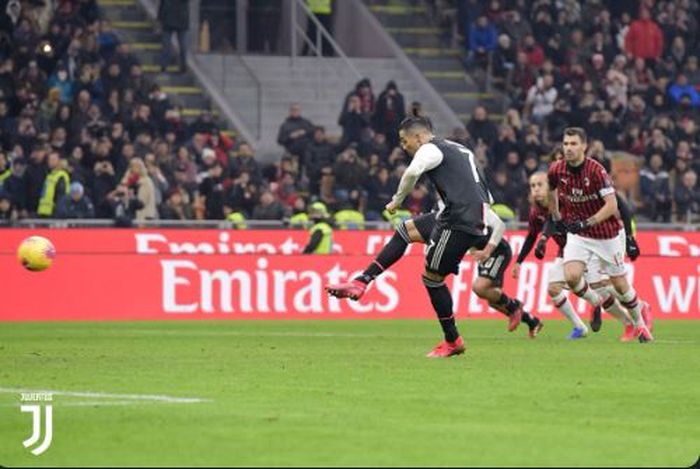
[521,34,545,69]
[92,159,117,218]
[302,0,333,57]
[365,166,396,220]
[525,74,557,125]
[277,103,314,156]
[252,189,285,220]
[303,126,334,193]
[372,81,406,149]
[338,94,370,148]
[0,190,15,221]
[230,142,263,183]
[56,181,95,218]
[122,157,158,220]
[668,74,700,107]
[47,63,73,104]
[624,8,664,61]
[108,183,144,227]
[332,147,367,204]
[466,106,498,148]
[674,169,700,222]
[160,186,194,220]
[466,15,497,70]
[492,34,516,84]
[640,153,672,222]
[158,0,189,73]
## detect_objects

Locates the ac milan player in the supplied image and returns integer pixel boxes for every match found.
[513,172,638,340]
[547,128,653,342]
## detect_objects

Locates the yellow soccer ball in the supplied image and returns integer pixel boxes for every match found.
[17,236,55,272]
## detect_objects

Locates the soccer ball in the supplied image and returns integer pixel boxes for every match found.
[17,236,55,272]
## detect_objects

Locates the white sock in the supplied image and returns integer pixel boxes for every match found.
[595,287,633,325]
[572,278,602,307]
[552,291,587,330]
[617,287,644,327]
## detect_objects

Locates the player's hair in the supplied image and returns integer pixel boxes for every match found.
[563,127,587,143]
[398,115,433,134]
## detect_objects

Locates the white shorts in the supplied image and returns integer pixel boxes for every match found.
[563,231,627,277]
[547,257,605,285]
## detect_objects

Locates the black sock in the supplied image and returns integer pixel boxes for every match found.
[424,280,459,342]
[521,312,537,328]
[356,231,409,284]
[495,293,521,316]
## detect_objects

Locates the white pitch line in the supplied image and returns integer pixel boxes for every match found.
[0,388,211,404]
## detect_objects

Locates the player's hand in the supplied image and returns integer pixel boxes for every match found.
[511,263,521,279]
[384,199,400,214]
[534,237,547,259]
[553,219,567,235]
[567,219,590,234]
[626,235,640,261]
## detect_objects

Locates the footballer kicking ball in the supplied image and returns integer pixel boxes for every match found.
[17,236,55,272]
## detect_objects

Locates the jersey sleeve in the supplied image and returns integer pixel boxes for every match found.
[547,164,559,190]
[592,164,615,198]
[411,143,444,173]
[527,207,544,235]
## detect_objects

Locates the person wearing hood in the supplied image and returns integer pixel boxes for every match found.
[372,81,406,149]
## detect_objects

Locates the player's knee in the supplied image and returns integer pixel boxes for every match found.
[547,283,563,298]
[472,279,489,298]
[422,270,445,288]
[404,220,423,243]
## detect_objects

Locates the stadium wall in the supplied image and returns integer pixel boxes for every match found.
[2,229,699,320]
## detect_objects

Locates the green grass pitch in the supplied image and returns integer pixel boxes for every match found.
[1,320,698,466]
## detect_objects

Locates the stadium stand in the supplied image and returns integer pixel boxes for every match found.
[0,0,698,225]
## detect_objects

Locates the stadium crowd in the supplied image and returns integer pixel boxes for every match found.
[0,0,698,226]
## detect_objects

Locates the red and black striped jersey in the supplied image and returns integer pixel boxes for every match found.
[548,158,621,239]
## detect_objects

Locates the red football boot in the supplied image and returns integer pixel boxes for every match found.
[508,303,523,332]
[324,279,367,301]
[620,324,636,342]
[426,336,466,358]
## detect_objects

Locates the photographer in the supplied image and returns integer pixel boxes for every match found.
[108,183,144,227]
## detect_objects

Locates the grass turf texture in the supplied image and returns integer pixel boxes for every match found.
[0,320,698,467]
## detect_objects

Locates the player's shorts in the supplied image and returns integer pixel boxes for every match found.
[426,225,486,276]
[563,230,627,277]
[476,240,511,287]
[547,256,605,285]
[406,212,437,242]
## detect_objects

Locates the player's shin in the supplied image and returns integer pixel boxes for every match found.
[595,286,633,325]
[423,275,460,342]
[551,291,587,329]
[356,230,409,284]
[617,287,645,327]
[571,278,602,307]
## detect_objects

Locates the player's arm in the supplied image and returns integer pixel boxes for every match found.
[302,230,324,254]
[386,143,443,211]
[616,193,640,260]
[472,206,504,262]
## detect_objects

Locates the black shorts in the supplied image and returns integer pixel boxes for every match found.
[425,225,486,276]
[477,239,512,287]
[410,212,437,242]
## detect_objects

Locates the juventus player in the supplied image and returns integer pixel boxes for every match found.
[547,128,653,342]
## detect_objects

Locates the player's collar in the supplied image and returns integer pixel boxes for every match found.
[566,158,586,174]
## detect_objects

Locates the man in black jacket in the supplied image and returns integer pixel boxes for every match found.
[158,0,189,73]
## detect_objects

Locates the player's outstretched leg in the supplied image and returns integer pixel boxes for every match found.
[472,277,541,336]
[325,225,411,300]
[592,284,636,341]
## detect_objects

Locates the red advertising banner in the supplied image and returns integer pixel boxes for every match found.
[1,229,699,321]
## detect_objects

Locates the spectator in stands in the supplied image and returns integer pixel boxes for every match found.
[674,169,700,222]
[525,74,557,125]
[158,0,189,73]
[338,94,370,148]
[230,142,263,183]
[196,160,226,219]
[252,189,285,220]
[332,147,367,204]
[521,34,544,69]
[108,183,144,227]
[467,106,498,148]
[56,181,94,218]
[37,151,70,218]
[302,0,333,57]
[122,157,157,220]
[492,34,516,85]
[466,15,497,70]
[303,126,334,193]
[668,73,700,107]
[372,81,405,149]
[47,62,73,104]
[640,153,672,222]
[277,103,314,157]
[160,186,194,220]
[624,8,663,61]
[0,189,14,221]
[92,159,117,218]
[365,166,396,221]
